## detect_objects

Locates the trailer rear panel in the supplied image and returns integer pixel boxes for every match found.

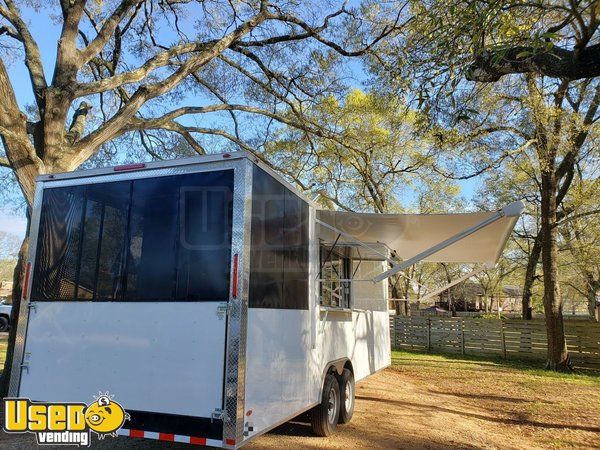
[16,167,237,441]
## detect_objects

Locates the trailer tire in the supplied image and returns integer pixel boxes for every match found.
[338,368,354,424]
[311,373,340,437]
[0,315,8,332]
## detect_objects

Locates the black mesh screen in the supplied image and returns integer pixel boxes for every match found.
[32,186,85,300]
[31,170,234,302]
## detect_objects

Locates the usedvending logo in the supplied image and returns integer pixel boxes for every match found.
[3,392,129,446]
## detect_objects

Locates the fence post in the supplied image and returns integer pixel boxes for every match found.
[500,320,506,359]
[461,318,465,355]
[426,317,431,352]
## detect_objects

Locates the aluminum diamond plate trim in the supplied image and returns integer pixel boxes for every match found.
[8,182,44,397]
[222,159,252,447]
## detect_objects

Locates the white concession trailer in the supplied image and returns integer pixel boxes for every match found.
[8,152,523,448]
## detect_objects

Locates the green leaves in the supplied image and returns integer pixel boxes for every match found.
[264,88,446,213]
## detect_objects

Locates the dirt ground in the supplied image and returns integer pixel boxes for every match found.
[1,340,599,449]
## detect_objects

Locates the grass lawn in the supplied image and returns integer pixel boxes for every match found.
[392,349,600,384]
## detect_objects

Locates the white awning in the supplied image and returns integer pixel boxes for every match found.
[316,202,523,266]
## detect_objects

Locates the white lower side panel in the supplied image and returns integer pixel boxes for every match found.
[19,302,227,418]
[319,310,391,382]
[243,309,314,437]
[243,309,390,440]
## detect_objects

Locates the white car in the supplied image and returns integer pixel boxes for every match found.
[0,300,11,332]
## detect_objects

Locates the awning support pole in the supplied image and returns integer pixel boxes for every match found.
[371,202,524,283]
[415,266,488,303]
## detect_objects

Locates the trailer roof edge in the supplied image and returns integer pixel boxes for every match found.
[36,151,322,209]
[35,151,248,182]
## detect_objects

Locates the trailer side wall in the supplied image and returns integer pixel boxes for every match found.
[243,165,391,442]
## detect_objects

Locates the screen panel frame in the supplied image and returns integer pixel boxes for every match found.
[29,167,235,303]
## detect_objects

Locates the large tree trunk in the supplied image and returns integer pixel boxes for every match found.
[522,232,542,320]
[390,275,403,315]
[540,170,570,371]
[0,231,29,397]
[402,274,411,316]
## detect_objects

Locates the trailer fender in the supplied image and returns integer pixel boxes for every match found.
[320,358,354,393]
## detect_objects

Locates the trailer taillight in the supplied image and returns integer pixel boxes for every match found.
[22,262,31,300]
[231,254,239,299]
[114,163,146,172]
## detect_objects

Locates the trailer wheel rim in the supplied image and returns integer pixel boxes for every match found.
[345,381,353,411]
[327,386,338,424]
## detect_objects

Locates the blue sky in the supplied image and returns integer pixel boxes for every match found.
[0,5,479,240]
[0,211,27,239]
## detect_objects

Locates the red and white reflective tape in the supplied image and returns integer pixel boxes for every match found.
[118,428,223,447]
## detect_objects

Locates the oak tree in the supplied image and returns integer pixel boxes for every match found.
[0,0,405,394]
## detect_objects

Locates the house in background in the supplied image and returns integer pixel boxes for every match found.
[434,281,485,313]
[398,283,526,317]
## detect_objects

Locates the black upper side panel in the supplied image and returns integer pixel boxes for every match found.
[249,166,309,310]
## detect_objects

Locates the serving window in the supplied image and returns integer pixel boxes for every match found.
[319,246,351,309]
[31,170,234,302]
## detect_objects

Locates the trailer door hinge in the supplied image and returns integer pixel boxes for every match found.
[211,408,225,422]
[216,302,230,320]
[28,302,36,313]
[21,353,31,374]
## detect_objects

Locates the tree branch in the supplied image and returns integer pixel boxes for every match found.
[236,6,347,48]
[266,7,406,57]
[466,43,600,82]
[0,0,47,107]
[555,83,600,179]
[126,102,373,157]
[191,74,240,139]
[431,140,535,180]
[79,0,144,65]
[66,101,92,144]
[74,41,211,96]
[70,7,272,166]
[0,23,20,41]
[53,0,86,87]
[465,125,532,141]
[558,208,600,226]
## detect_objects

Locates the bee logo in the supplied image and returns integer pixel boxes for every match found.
[84,393,130,439]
